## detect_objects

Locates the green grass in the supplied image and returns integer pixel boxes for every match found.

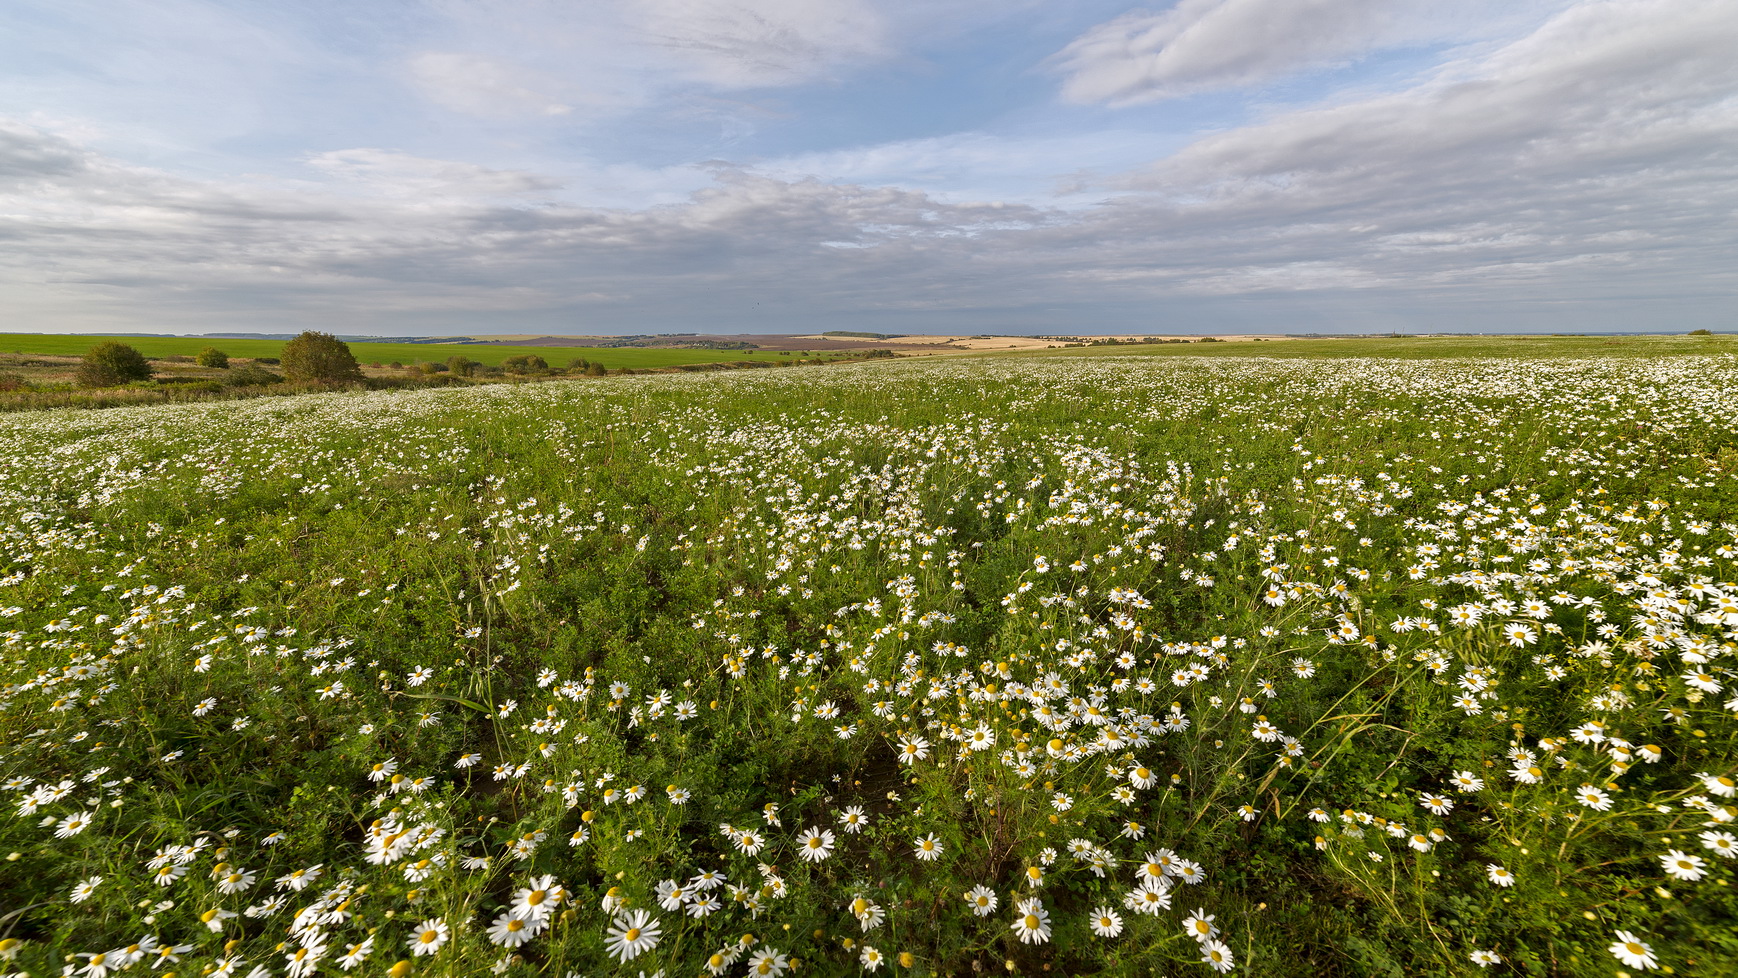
[0,353,1734,977]
[0,333,827,368]
[1034,333,1738,360]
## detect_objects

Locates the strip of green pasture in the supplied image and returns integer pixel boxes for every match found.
[0,334,815,368]
[1020,333,1738,360]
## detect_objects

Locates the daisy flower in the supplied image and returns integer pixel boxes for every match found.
[1660,849,1707,881]
[1089,906,1124,938]
[603,909,661,963]
[1183,908,1219,941]
[795,826,836,863]
[1608,930,1658,970]
[1201,939,1235,974]
[1009,898,1051,945]
[486,912,541,948]
[913,833,944,861]
[406,918,449,957]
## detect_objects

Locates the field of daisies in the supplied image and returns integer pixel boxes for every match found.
[1,351,1735,978]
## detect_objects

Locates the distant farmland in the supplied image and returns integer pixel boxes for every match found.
[0,333,832,369]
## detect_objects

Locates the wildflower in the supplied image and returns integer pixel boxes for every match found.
[1450,770,1485,792]
[1088,905,1124,937]
[1575,785,1614,811]
[897,734,931,764]
[1009,897,1052,945]
[1486,864,1515,887]
[1608,930,1658,970]
[336,936,374,970]
[1700,830,1737,857]
[1660,849,1707,881]
[1183,908,1219,941]
[1126,878,1173,915]
[71,876,103,902]
[1470,948,1501,967]
[795,826,836,862]
[657,879,690,912]
[512,874,564,921]
[745,948,789,976]
[839,805,870,833]
[1699,772,1737,798]
[285,937,328,977]
[965,885,998,916]
[1200,939,1235,974]
[406,918,449,956]
[487,911,542,948]
[603,909,661,963]
[860,945,885,971]
[1419,793,1453,815]
[913,833,944,861]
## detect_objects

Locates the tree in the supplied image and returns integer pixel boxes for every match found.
[197,346,230,368]
[279,331,363,384]
[445,355,477,378]
[583,361,607,377]
[77,342,153,387]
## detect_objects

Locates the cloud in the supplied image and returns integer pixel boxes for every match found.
[404,52,580,118]
[1052,0,1552,104]
[0,121,89,186]
[2,2,1735,336]
[304,148,562,198]
[629,0,888,88]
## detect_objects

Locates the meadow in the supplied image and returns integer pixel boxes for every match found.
[0,350,1734,977]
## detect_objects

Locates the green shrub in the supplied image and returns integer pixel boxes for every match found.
[75,341,152,387]
[196,346,230,368]
[502,354,550,375]
[446,355,477,378]
[224,362,281,387]
[279,331,363,384]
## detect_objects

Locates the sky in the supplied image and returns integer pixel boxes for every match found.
[1,0,1735,336]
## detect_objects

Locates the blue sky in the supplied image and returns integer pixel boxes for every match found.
[2,0,1734,335]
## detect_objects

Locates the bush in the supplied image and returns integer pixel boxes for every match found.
[76,342,153,387]
[224,362,281,387]
[583,361,606,377]
[501,354,550,375]
[445,356,477,378]
[279,331,363,384]
[1689,328,1714,336]
[196,347,230,368]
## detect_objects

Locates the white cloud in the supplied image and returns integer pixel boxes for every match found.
[404,52,580,118]
[631,0,888,88]
[304,148,561,198]
[2,2,1735,336]
[1052,0,1556,104]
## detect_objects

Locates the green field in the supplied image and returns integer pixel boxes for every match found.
[0,333,821,368]
[1,351,1734,977]
[1032,333,1738,360]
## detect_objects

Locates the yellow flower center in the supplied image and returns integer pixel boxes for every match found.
[624,928,641,942]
